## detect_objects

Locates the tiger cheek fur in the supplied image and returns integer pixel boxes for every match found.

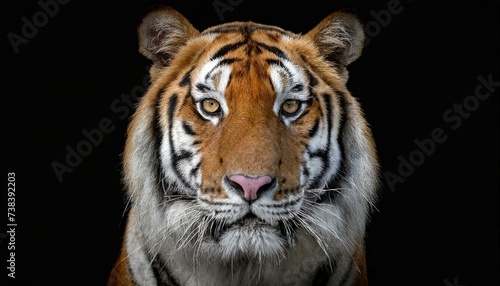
[109,5,379,286]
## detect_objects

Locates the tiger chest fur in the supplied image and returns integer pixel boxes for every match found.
[108,5,379,286]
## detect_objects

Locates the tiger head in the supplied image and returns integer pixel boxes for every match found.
[123,5,379,266]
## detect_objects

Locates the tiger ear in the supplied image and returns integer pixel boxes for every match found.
[138,5,199,68]
[306,9,365,69]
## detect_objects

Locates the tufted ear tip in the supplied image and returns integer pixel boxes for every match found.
[305,8,365,68]
[137,5,199,68]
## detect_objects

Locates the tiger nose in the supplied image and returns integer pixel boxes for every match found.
[228,175,274,202]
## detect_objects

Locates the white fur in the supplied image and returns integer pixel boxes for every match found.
[125,15,377,285]
[191,60,231,124]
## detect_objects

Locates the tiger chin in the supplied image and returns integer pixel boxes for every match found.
[108,5,379,286]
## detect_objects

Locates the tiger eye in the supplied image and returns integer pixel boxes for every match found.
[281,100,300,115]
[202,98,221,114]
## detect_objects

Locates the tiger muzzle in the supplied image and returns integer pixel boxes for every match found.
[226,174,277,202]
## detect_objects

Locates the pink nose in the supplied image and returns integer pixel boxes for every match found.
[228,175,273,202]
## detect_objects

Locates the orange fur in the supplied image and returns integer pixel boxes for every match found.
[108,216,134,286]
[110,5,377,285]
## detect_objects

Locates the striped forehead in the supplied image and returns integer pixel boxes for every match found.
[192,37,307,99]
[268,58,306,94]
[191,58,232,119]
[195,58,233,92]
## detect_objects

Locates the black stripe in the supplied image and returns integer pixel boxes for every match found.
[143,249,163,286]
[266,59,292,79]
[266,32,280,42]
[257,42,288,60]
[305,70,319,87]
[219,57,241,66]
[292,84,305,92]
[179,68,193,109]
[153,88,166,199]
[309,147,327,159]
[310,93,333,190]
[305,70,320,126]
[205,58,242,80]
[302,163,310,178]
[176,150,194,161]
[190,162,201,178]
[335,91,348,161]
[268,76,275,92]
[179,68,193,87]
[308,118,320,137]
[210,40,247,60]
[240,24,251,41]
[153,93,187,199]
[312,262,333,286]
[182,121,196,135]
[323,90,349,202]
[195,83,212,92]
[168,95,196,190]
[151,258,169,286]
[299,54,319,89]
[150,253,180,286]
[312,257,355,286]
[161,93,178,199]
[167,94,178,127]
[266,58,281,65]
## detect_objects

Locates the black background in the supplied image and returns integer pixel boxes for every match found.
[1,0,498,285]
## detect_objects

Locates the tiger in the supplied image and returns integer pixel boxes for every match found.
[108,4,379,286]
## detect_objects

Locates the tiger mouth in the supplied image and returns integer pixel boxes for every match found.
[208,213,294,243]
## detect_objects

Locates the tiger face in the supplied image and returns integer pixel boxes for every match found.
[169,31,338,259]
[113,5,379,285]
